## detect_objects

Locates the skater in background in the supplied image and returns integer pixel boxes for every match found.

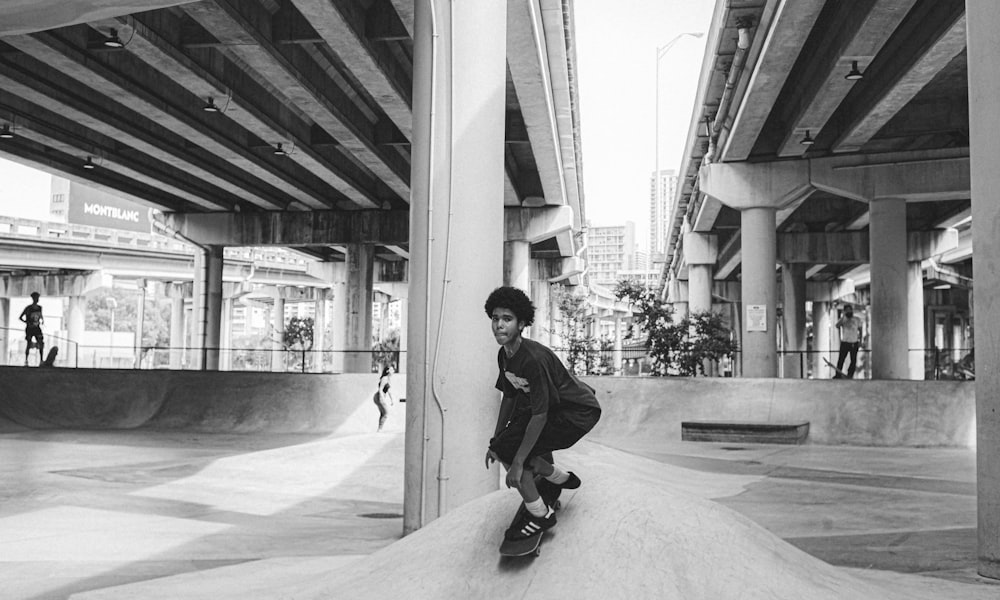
[373,364,395,431]
[19,292,44,367]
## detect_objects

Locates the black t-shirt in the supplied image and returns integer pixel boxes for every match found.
[494,338,601,430]
[22,304,42,328]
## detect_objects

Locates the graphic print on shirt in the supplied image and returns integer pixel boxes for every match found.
[504,371,530,393]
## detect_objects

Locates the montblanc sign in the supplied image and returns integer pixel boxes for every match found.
[67,190,152,233]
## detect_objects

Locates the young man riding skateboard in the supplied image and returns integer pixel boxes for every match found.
[484,286,601,541]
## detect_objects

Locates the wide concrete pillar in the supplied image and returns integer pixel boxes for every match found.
[0,298,8,366]
[192,246,224,371]
[869,198,909,379]
[907,261,925,380]
[967,0,1000,579]
[404,0,506,534]
[344,243,374,373]
[169,294,184,369]
[781,263,807,378]
[811,301,832,378]
[684,233,717,314]
[741,207,778,377]
[272,296,286,372]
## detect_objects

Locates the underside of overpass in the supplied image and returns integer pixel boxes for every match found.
[0,0,585,271]
[665,0,971,295]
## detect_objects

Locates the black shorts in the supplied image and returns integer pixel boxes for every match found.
[489,405,600,465]
[25,326,43,342]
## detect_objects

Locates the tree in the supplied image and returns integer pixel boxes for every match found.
[282,316,314,351]
[677,310,739,377]
[614,279,681,375]
[553,286,596,375]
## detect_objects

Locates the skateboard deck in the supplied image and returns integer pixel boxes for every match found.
[499,529,544,557]
[823,357,849,379]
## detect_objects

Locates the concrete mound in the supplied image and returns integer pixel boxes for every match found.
[298,472,938,600]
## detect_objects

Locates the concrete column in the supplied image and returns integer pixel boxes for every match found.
[812,301,831,378]
[314,293,327,372]
[869,198,909,379]
[331,276,348,373]
[741,207,778,377]
[344,243,374,373]
[220,297,233,371]
[967,0,1000,579]
[169,295,184,369]
[613,316,623,375]
[503,241,530,291]
[531,280,553,346]
[781,263,807,378]
[688,265,713,314]
[405,0,506,533]
[134,280,146,369]
[66,295,85,367]
[192,247,224,370]
[907,261,925,380]
[272,296,286,372]
[0,298,8,365]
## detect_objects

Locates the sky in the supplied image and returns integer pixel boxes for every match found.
[0,0,717,247]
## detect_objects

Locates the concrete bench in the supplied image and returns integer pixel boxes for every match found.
[681,420,810,445]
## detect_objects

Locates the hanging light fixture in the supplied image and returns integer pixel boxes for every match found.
[0,124,13,139]
[104,29,125,49]
[800,130,815,146]
[845,60,864,81]
[203,97,220,113]
[83,156,97,169]
[273,143,287,156]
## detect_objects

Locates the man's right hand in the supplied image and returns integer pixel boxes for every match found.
[485,449,499,469]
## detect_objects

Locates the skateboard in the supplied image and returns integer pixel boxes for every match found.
[498,476,561,558]
[823,357,849,379]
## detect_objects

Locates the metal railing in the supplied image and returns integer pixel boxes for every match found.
[1,326,79,367]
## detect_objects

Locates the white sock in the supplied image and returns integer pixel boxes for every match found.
[545,467,570,485]
[525,497,547,517]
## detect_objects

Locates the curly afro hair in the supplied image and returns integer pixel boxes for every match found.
[484,286,535,326]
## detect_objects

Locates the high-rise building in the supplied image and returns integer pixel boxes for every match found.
[649,168,678,255]
[586,221,637,288]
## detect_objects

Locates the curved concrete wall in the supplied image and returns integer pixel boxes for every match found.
[0,368,976,446]
[582,377,976,447]
[0,367,386,435]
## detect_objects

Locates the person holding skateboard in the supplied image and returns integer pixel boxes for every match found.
[484,286,601,542]
[19,292,44,367]
[835,304,863,378]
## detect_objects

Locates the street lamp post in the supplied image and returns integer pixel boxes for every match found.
[106,296,118,367]
[654,32,703,254]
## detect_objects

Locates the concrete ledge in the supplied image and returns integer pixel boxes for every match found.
[584,377,976,447]
[681,420,810,444]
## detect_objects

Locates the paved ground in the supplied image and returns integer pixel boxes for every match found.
[1,409,997,598]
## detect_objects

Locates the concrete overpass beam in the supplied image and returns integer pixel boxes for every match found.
[810,151,970,203]
[967,1,1000,578]
[405,0,507,532]
[159,210,409,247]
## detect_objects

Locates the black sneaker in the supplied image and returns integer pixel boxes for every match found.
[560,471,581,489]
[505,505,556,541]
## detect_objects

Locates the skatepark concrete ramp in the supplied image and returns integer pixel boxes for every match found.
[292,471,943,600]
